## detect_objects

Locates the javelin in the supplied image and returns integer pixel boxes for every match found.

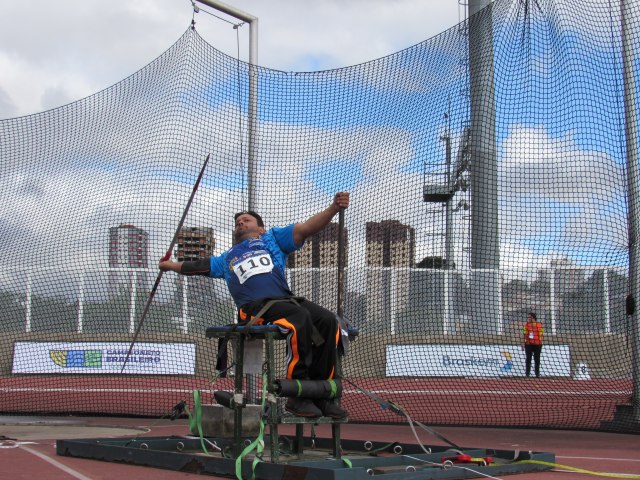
[120,153,211,373]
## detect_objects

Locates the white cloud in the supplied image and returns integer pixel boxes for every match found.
[499,125,627,258]
[0,0,461,119]
[0,0,629,297]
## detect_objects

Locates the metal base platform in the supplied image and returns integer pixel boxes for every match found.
[57,434,555,479]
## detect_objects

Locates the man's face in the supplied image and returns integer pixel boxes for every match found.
[234,213,265,242]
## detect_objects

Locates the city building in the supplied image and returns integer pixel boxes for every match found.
[175,227,215,261]
[366,220,415,267]
[365,220,416,334]
[287,222,347,309]
[108,224,149,268]
[108,224,149,297]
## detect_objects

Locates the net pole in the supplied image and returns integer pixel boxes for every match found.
[468,0,501,332]
[195,0,261,401]
[621,0,640,422]
[195,0,259,210]
[337,209,345,318]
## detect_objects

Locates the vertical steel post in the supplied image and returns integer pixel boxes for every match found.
[468,0,501,333]
[77,272,84,333]
[194,0,261,404]
[621,0,640,421]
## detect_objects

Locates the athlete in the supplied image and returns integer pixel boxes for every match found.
[159,192,350,418]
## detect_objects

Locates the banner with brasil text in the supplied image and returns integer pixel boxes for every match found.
[386,345,571,377]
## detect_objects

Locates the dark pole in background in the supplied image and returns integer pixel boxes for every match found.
[337,208,345,318]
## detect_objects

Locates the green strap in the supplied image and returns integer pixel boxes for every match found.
[328,379,337,399]
[235,372,268,480]
[296,379,302,397]
[185,389,211,456]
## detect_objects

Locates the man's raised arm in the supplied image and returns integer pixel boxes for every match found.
[293,192,349,245]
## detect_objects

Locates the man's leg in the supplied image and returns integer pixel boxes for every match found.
[239,300,321,417]
[298,300,347,419]
[533,345,542,377]
[257,301,314,380]
[525,345,532,377]
[298,300,340,380]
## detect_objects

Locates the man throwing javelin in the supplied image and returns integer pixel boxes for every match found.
[159,192,349,418]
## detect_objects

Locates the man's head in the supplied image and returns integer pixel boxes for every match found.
[527,312,537,322]
[234,211,265,242]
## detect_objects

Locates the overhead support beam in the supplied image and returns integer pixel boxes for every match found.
[194,0,259,211]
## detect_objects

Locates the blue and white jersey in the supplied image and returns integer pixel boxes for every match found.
[209,224,302,308]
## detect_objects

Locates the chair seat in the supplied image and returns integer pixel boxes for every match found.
[205,324,285,339]
[206,319,355,462]
[206,323,359,340]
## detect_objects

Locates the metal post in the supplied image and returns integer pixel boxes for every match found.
[468,0,500,333]
[550,270,557,335]
[194,0,261,403]
[25,273,32,333]
[443,270,450,335]
[129,271,137,334]
[621,0,640,422]
[604,269,611,335]
[182,276,189,334]
[77,272,85,333]
[247,20,259,211]
[468,0,499,271]
[390,268,397,335]
[443,135,453,268]
[443,135,453,335]
[195,0,259,210]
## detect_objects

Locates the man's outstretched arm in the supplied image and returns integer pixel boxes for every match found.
[293,192,349,245]
[159,258,211,276]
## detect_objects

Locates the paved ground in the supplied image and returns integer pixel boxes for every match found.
[1,415,639,479]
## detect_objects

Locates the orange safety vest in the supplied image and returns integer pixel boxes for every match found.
[523,321,543,345]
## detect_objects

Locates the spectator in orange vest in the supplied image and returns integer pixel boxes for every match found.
[523,312,543,377]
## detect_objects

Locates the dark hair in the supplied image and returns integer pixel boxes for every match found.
[234,211,264,227]
[528,312,537,320]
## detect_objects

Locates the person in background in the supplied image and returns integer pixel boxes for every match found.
[523,312,543,378]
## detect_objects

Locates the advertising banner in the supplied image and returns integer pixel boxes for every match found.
[386,344,571,377]
[12,342,196,375]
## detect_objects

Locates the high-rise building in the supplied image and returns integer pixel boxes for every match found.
[175,227,215,261]
[108,224,149,268]
[365,220,415,334]
[174,227,217,330]
[366,220,415,267]
[287,223,347,268]
[108,224,149,297]
[287,223,347,309]
[550,257,584,295]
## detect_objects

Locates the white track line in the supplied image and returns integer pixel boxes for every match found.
[0,387,629,396]
[19,445,93,480]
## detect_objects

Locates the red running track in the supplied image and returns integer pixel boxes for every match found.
[1,376,631,430]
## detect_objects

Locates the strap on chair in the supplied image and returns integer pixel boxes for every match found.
[246,297,325,346]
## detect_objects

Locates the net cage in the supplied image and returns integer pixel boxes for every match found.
[1,0,639,432]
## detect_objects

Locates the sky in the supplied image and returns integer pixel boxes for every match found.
[0,0,634,306]
[0,0,464,119]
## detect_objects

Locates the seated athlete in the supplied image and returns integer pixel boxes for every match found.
[159,192,350,418]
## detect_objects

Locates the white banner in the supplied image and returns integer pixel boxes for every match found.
[386,344,571,377]
[12,342,196,375]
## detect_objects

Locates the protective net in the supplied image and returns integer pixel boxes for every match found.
[1,0,639,432]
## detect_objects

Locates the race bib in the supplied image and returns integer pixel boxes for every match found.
[232,251,274,284]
